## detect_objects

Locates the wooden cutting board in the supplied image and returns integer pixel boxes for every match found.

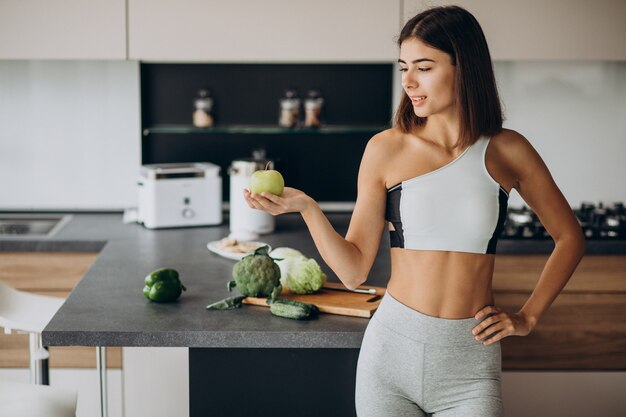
[243,282,386,318]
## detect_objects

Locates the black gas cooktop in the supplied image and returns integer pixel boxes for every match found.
[502,202,625,240]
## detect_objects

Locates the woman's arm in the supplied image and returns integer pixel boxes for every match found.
[503,131,586,328]
[245,133,389,290]
[473,130,586,344]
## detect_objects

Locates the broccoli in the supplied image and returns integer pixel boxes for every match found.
[227,245,282,303]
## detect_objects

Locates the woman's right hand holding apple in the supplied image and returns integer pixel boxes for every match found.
[243,187,316,216]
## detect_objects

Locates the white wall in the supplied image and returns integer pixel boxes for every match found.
[0,60,140,210]
[494,61,626,209]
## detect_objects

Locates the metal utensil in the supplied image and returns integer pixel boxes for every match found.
[322,285,377,295]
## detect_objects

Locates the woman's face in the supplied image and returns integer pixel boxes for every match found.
[399,38,456,119]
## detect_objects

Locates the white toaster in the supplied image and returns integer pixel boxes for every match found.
[137,163,223,229]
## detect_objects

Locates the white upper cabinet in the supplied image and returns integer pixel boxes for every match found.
[404,0,626,60]
[0,0,126,60]
[128,0,400,62]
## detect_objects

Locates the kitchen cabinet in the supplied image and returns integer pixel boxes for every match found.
[404,0,626,60]
[0,252,122,369]
[128,0,400,62]
[0,0,126,60]
[493,255,626,369]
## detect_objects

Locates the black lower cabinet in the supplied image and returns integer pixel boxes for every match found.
[189,348,360,417]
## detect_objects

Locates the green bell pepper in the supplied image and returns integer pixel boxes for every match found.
[143,268,186,302]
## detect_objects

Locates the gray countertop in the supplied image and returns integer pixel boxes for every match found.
[0,212,619,349]
[38,213,387,349]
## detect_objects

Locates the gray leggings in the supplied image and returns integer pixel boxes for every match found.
[355,291,503,417]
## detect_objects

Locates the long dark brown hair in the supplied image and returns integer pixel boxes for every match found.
[394,6,503,149]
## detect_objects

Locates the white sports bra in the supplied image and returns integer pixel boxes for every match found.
[385,136,509,254]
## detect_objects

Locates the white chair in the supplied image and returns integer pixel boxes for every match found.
[0,280,65,384]
[0,379,77,417]
[1,280,110,417]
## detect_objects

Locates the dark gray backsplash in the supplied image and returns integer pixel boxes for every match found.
[141,63,393,204]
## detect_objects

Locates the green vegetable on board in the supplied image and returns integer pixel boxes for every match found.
[228,245,282,303]
[269,298,319,320]
[269,247,327,294]
[206,295,247,310]
[143,268,186,302]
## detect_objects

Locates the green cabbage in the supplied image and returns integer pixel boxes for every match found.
[269,247,304,261]
[270,247,327,294]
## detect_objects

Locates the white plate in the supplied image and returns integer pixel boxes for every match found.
[207,240,272,261]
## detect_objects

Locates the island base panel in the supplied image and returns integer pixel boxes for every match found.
[189,348,359,417]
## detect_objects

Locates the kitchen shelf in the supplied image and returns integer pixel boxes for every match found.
[142,125,389,136]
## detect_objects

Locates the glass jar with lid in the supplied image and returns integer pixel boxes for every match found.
[278,89,300,128]
[193,89,214,128]
[304,90,324,128]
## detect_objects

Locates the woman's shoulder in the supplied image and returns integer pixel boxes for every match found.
[366,127,405,154]
[372,126,403,140]
[489,128,535,159]
[359,128,405,181]
[489,128,544,185]
[490,128,531,146]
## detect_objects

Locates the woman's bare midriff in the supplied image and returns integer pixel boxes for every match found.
[386,248,496,319]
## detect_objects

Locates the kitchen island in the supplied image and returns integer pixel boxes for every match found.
[11,212,622,416]
[35,213,386,417]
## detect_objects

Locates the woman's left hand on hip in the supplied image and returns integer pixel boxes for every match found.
[471,306,535,345]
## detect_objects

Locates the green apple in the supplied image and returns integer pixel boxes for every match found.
[249,169,285,196]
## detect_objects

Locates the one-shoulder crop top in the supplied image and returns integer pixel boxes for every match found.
[385,136,509,254]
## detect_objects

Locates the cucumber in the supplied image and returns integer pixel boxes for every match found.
[270,299,319,320]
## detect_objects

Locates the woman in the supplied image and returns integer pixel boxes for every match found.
[244,5,585,416]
